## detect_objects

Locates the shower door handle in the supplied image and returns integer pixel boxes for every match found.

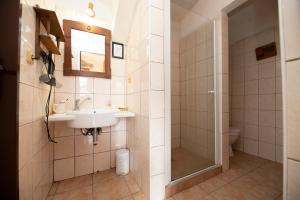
[208,90,215,94]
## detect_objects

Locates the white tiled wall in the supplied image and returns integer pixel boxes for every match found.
[53,49,127,182]
[126,0,151,198]
[52,7,128,182]
[149,0,166,199]
[19,0,55,199]
[229,27,283,162]
[280,0,300,198]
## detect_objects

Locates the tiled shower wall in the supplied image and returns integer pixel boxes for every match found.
[19,1,55,199]
[229,27,283,163]
[178,22,215,161]
[171,20,180,149]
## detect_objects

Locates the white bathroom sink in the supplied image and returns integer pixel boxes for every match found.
[47,108,135,128]
[66,108,119,128]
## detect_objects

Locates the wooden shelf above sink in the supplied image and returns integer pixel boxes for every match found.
[34,7,65,57]
[39,35,61,55]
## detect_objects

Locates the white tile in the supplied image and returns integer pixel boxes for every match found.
[259,78,275,94]
[150,174,165,200]
[259,126,276,144]
[93,94,111,108]
[259,62,276,79]
[259,111,276,127]
[151,62,164,90]
[150,118,165,147]
[54,136,74,159]
[75,135,93,156]
[287,60,300,160]
[94,132,110,153]
[282,0,300,59]
[94,152,110,172]
[245,80,258,95]
[276,145,283,163]
[111,58,126,77]
[150,146,164,176]
[151,0,164,9]
[111,76,125,94]
[150,91,164,118]
[287,159,300,199]
[259,142,275,161]
[54,122,74,137]
[75,154,93,176]
[111,131,126,150]
[244,125,258,140]
[94,78,111,94]
[111,95,125,108]
[19,124,33,170]
[276,128,283,145]
[19,83,33,125]
[259,94,275,111]
[111,119,126,131]
[54,158,74,181]
[244,139,258,156]
[150,35,164,63]
[55,70,75,93]
[76,77,94,94]
[110,150,116,168]
[151,7,163,36]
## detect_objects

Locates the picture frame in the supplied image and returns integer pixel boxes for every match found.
[112,42,124,59]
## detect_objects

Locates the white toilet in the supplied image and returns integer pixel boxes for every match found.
[229,127,240,156]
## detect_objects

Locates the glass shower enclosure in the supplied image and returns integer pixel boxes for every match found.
[171,0,217,181]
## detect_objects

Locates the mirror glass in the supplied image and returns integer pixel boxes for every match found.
[71,29,106,73]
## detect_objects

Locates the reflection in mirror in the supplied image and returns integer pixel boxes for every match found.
[71,29,105,73]
[63,19,111,78]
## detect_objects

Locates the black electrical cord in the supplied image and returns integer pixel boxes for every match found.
[45,84,57,143]
[40,51,57,143]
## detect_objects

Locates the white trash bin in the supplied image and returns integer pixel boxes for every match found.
[116,149,129,175]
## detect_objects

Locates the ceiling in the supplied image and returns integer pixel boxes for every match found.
[54,0,138,43]
[228,0,278,43]
[171,0,199,21]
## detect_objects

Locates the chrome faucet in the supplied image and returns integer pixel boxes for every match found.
[74,96,91,110]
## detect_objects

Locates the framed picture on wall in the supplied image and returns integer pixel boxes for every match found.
[112,42,124,59]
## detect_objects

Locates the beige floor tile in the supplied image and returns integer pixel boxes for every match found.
[124,174,141,194]
[132,192,147,200]
[56,175,92,194]
[52,186,92,200]
[93,176,131,200]
[173,186,208,200]
[93,168,117,184]
[198,175,227,193]
[120,196,134,200]
[210,184,257,200]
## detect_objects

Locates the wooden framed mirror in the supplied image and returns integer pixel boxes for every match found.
[63,19,111,78]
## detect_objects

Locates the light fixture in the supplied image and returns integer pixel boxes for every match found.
[86,2,95,17]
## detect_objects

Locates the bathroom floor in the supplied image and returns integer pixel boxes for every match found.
[171,147,214,180]
[47,151,282,200]
[169,151,283,200]
[47,169,146,200]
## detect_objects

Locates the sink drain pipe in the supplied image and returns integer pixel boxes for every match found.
[80,127,102,145]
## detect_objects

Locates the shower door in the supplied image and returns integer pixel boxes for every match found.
[171,3,217,180]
